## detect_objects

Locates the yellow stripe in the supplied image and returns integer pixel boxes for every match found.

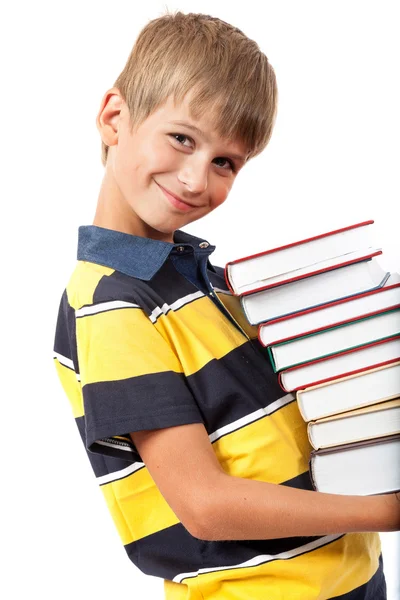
[216,292,259,339]
[67,262,115,310]
[213,401,312,483]
[100,468,180,544]
[190,533,381,599]
[76,307,184,385]
[70,266,250,383]
[154,296,247,376]
[164,579,196,600]
[53,359,84,418]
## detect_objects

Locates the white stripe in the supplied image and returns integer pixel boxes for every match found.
[149,302,170,323]
[173,534,343,583]
[76,291,205,323]
[209,393,294,443]
[213,287,232,295]
[54,352,81,381]
[97,461,145,485]
[76,300,140,317]
[170,290,204,310]
[149,291,205,323]
[53,352,74,370]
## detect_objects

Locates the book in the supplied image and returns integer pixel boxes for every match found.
[258,272,400,347]
[278,335,400,392]
[296,361,400,421]
[307,398,400,450]
[267,308,400,372]
[225,220,376,296]
[241,258,390,326]
[229,248,382,297]
[309,433,400,495]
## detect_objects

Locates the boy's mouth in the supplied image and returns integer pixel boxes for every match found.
[155,182,199,212]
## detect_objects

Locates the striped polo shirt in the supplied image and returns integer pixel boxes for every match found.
[53,225,385,600]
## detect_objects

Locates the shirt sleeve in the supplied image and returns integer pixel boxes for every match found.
[75,300,204,462]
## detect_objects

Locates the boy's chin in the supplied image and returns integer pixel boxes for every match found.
[145,213,195,235]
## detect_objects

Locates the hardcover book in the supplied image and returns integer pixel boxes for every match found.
[307,398,400,450]
[278,336,400,392]
[309,434,400,495]
[296,361,400,421]
[225,220,376,296]
[267,308,400,372]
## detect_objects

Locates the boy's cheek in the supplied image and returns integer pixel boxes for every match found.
[211,183,232,209]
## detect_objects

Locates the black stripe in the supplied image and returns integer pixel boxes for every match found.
[281,470,314,490]
[53,289,79,372]
[187,342,292,434]
[83,371,204,458]
[93,262,198,315]
[126,522,341,581]
[208,264,230,291]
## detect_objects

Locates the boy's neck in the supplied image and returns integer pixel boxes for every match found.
[93,167,175,243]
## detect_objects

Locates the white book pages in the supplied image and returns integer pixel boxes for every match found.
[297,362,400,421]
[281,338,400,392]
[259,272,400,346]
[271,310,400,371]
[309,403,400,449]
[311,437,400,495]
[242,259,388,325]
[236,247,381,295]
[228,223,373,294]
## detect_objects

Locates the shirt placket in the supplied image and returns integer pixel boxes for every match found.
[172,241,251,341]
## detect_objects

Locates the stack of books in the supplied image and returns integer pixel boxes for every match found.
[225,220,400,496]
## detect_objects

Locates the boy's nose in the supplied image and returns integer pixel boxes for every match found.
[177,160,208,194]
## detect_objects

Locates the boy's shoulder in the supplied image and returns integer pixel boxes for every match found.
[64,260,116,311]
[64,259,152,315]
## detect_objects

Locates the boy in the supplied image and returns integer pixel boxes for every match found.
[53,10,399,599]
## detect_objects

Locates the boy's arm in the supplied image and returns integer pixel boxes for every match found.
[130,422,400,541]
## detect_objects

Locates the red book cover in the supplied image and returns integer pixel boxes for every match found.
[277,335,400,393]
[224,220,374,295]
[257,281,400,346]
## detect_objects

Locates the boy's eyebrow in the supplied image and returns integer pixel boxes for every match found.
[168,120,247,162]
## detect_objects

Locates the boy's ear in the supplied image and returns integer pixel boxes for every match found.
[96,87,124,147]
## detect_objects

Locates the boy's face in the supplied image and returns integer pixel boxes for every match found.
[96,88,248,242]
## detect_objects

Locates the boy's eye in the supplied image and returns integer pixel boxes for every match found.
[171,133,192,147]
[169,133,236,172]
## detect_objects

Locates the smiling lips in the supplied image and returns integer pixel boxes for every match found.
[156,182,202,212]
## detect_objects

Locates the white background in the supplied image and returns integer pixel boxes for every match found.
[2,1,399,598]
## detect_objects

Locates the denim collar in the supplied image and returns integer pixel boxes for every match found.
[77,225,217,280]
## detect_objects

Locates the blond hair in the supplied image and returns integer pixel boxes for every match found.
[101,10,278,166]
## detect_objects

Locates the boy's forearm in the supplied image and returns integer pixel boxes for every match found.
[194,473,400,541]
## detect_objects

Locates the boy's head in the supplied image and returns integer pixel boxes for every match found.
[95,11,278,241]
